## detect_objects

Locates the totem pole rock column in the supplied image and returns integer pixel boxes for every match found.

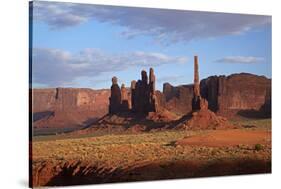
[193,56,200,97]
[192,56,208,111]
[192,56,201,111]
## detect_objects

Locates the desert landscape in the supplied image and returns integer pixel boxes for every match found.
[29,2,272,187]
[30,56,271,187]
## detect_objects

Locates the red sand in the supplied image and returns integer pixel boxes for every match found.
[176,129,271,147]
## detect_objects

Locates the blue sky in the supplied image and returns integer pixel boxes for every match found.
[31,1,272,91]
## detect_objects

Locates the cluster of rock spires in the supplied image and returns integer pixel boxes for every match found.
[109,55,234,130]
[109,68,158,115]
[108,55,211,116]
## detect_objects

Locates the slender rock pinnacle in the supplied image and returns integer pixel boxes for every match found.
[149,68,156,94]
[194,56,200,97]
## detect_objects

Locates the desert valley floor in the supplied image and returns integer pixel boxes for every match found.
[31,118,271,187]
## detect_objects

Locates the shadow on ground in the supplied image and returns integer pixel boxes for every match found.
[32,158,271,187]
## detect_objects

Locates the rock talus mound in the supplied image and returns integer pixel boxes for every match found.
[177,109,235,130]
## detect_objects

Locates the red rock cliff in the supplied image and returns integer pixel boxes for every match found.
[32,88,110,130]
[163,73,271,118]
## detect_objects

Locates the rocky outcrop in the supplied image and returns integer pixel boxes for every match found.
[32,88,110,131]
[177,109,235,130]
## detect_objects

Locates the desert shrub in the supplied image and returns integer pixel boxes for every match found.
[254,144,263,151]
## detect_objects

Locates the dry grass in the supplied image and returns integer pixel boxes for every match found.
[33,121,271,170]
[33,131,194,165]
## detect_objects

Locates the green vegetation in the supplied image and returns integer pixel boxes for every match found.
[255,144,263,151]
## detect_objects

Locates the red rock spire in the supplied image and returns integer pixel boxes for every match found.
[194,55,200,97]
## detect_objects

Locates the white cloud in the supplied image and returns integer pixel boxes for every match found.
[32,1,271,44]
[32,48,187,87]
[215,56,265,64]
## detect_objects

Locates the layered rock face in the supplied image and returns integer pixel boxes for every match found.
[163,83,194,115]
[32,88,110,129]
[200,73,271,117]
[163,73,271,118]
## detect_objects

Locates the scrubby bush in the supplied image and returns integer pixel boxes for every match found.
[254,144,263,151]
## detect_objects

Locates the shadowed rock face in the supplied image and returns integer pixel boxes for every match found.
[130,69,158,115]
[109,77,122,114]
[121,84,130,111]
[134,70,151,114]
[32,88,110,130]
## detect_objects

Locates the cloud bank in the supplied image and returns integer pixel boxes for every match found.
[215,56,265,64]
[32,48,187,87]
[32,1,271,44]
